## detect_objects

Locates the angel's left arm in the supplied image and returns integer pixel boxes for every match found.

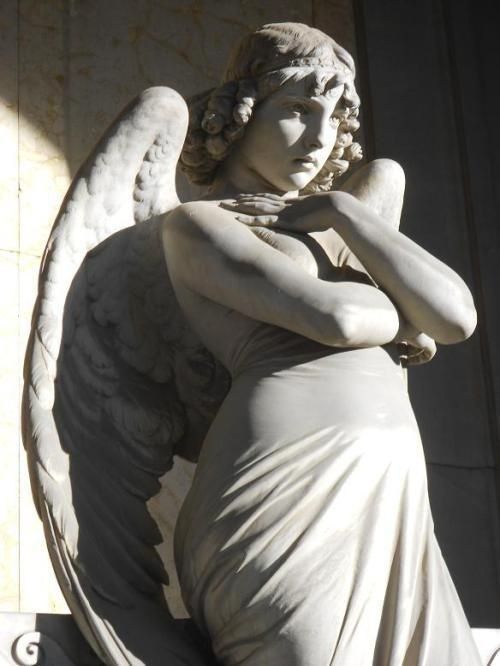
[232,190,477,345]
[322,190,477,344]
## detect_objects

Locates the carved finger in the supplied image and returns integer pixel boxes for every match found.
[405,344,436,366]
[235,195,289,211]
[236,214,278,226]
[405,350,425,366]
[234,203,279,215]
[236,192,283,201]
[236,196,286,207]
[399,344,424,367]
[222,199,286,216]
[406,355,429,367]
[220,201,261,213]
[219,199,237,207]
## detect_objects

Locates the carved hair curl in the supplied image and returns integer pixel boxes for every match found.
[180,23,362,192]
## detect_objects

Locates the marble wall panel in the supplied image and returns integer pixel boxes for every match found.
[0,1,19,253]
[18,0,70,257]
[57,0,315,183]
[0,250,19,611]
[428,465,500,626]
[313,0,358,64]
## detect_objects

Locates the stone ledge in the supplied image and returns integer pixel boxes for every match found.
[0,613,102,665]
[1,613,499,665]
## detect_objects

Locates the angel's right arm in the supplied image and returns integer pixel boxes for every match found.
[163,201,402,348]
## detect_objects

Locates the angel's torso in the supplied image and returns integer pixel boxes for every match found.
[249,224,366,280]
[174,207,416,575]
[167,202,401,379]
[171,201,414,549]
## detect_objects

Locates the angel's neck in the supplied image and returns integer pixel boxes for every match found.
[207,158,298,200]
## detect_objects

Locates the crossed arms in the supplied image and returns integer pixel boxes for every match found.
[162,161,476,351]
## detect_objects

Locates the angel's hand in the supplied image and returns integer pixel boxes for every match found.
[219,193,292,226]
[219,193,333,232]
[398,332,437,367]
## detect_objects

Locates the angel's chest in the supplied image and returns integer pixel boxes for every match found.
[251,227,339,279]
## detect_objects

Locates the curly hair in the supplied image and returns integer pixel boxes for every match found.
[180,23,362,193]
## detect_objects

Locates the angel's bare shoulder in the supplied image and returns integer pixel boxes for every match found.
[163,199,259,277]
[165,199,237,236]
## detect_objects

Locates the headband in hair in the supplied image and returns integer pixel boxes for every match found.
[259,56,352,77]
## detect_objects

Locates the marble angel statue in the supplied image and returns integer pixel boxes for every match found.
[23,21,483,666]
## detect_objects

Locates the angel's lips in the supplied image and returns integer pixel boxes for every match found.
[292,157,318,170]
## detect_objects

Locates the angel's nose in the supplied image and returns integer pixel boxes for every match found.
[304,112,333,150]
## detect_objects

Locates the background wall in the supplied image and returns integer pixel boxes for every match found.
[0,0,498,629]
[355,0,500,626]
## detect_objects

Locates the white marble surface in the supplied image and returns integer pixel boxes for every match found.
[0,251,20,611]
[0,19,19,254]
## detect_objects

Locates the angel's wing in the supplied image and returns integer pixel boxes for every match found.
[22,87,229,665]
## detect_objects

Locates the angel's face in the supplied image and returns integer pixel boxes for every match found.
[227,74,344,194]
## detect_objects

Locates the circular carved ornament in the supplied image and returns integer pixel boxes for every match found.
[12,631,75,666]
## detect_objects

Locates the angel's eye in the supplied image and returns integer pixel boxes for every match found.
[288,102,308,116]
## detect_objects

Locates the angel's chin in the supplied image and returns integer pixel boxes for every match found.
[273,172,317,193]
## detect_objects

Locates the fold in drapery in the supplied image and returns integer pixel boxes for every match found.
[175,331,482,665]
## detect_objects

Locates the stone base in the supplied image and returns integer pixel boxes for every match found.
[1,613,499,665]
[0,613,102,665]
